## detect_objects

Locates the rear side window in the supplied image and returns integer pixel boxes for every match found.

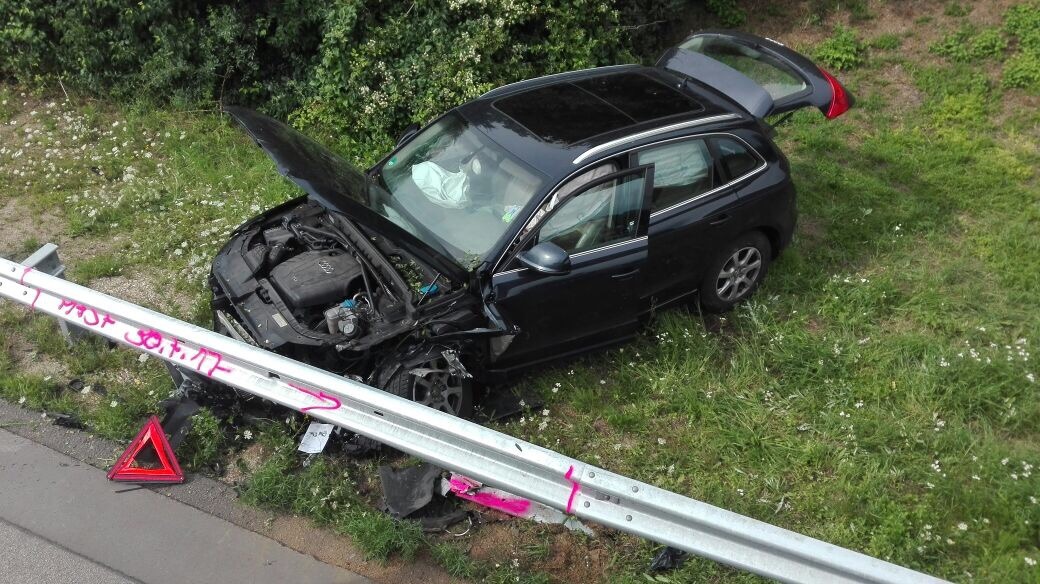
[636,139,714,211]
[713,137,760,180]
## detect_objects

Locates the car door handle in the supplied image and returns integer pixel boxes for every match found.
[708,213,730,225]
[612,268,640,280]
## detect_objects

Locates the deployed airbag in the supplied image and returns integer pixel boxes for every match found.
[411,161,470,209]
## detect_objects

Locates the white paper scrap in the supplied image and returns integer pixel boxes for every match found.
[297,422,334,454]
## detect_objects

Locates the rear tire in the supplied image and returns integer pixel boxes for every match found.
[698,231,771,313]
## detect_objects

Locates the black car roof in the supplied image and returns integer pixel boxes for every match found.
[455,65,748,182]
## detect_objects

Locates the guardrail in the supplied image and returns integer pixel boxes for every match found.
[0,249,947,584]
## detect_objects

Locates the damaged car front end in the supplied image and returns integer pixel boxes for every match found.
[208,108,510,417]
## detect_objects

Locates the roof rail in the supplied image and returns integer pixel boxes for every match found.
[572,113,740,165]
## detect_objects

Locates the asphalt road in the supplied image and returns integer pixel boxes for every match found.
[0,518,135,584]
[0,428,369,584]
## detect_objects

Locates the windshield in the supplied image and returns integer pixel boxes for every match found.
[376,114,546,267]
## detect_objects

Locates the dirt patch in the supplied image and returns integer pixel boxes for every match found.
[91,268,195,316]
[873,62,925,114]
[4,332,68,379]
[260,514,463,584]
[0,197,65,260]
[466,521,614,584]
[796,215,827,249]
[222,441,269,486]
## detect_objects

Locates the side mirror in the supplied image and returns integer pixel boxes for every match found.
[397,123,420,146]
[517,242,571,275]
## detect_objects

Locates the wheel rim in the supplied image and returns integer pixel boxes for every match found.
[716,246,762,302]
[410,356,466,415]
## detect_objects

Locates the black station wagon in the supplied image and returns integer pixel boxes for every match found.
[210,31,853,417]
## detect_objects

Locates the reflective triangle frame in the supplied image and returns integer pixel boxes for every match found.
[107,415,184,483]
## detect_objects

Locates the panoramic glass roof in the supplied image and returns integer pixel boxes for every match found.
[494,72,703,144]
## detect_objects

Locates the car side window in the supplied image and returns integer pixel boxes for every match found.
[522,162,618,237]
[534,172,646,255]
[713,136,760,180]
[635,139,714,211]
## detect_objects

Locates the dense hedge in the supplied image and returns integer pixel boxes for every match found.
[0,0,730,161]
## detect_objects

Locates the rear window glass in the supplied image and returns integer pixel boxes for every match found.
[713,137,761,179]
[680,36,807,102]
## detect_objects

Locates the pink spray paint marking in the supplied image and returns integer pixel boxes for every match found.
[19,267,32,285]
[29,289,41,311]
[289,383,342,412]
[124,327,163,350]
[58,298,116,328]
[122,326,232,378]
[449,476,532,517]
[564,465,581,515]
[188,347,233,377]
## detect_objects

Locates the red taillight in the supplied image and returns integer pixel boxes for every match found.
[820,68,850,119]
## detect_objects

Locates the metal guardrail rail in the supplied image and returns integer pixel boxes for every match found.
[0,251,947,584]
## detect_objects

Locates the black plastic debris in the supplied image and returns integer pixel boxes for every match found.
[339,432,383,456]
[65,379,107,396]
[649,546,688,572]
[378,462,469,532]
[159,396,201,451]
[379,462,443,518]
[52,412,86,429]
[135,396,200,466]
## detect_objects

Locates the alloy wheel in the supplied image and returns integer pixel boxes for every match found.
[716,246,762,302]
[410,356,466,415]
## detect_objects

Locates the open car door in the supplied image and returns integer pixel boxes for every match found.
[657,30,853,120]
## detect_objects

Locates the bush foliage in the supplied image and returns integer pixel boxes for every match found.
[0,0,745,162]
[813,26,865,71]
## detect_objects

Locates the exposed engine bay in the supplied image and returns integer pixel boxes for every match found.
[209,200,489,391]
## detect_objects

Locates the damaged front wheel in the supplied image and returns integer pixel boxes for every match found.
[383,352,474,418]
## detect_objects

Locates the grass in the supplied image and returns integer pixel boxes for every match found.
[1,1,1040,582]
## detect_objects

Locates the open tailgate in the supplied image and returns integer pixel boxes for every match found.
[657,29,853,120]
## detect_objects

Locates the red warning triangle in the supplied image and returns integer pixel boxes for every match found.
[107,415,184,483]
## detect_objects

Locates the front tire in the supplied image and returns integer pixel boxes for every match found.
[382,351,474,418]
[698,231,771,313]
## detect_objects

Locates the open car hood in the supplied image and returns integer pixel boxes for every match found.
[223,106,468,284]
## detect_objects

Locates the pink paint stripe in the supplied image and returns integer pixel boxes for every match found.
[290,383,342,412]
[29,289,41,311]
[19,266,32,285]
[449,477,532,516]
[565,465,581,514]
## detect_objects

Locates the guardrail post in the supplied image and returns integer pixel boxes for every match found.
[21,243,87,344]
